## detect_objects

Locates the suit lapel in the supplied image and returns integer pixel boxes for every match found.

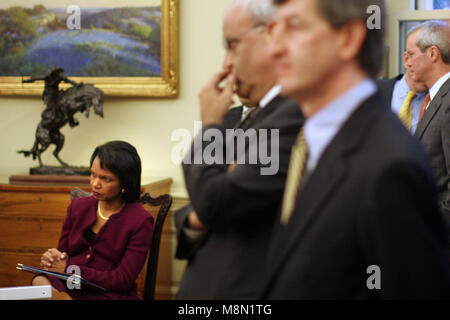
[223,106,244,129]
[378,74,402,109]
[265,137,350,287]
[415,78,450,139]
[237,95,282,130]
[387,74,403,103]
[282,147,348,249]
[264,93,384,293]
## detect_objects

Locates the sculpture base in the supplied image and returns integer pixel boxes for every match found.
[29,166,90,176]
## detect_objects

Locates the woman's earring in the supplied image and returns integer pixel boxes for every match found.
[121,188,125,193]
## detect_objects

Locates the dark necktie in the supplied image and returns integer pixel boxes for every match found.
[235,106,262,130]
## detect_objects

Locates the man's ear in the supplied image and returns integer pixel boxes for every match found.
[428,45,441,63]
[336,20,367,62]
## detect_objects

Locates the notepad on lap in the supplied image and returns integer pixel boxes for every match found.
[16,263,110,293]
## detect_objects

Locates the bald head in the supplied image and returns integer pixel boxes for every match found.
[222,0,277,106]
[228,0,277,25]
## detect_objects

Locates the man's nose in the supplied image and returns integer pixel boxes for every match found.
[405,56,412,67]
[222,52,233,71]
[268,23,284,59]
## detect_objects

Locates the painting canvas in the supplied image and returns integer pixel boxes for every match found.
[0,0,179,97]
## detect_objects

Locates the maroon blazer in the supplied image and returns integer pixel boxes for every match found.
[48,196,154,300]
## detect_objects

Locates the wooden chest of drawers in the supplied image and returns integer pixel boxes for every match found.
[0,177,173,299]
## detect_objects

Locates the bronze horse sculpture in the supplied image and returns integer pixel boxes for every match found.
[18,68,103,168]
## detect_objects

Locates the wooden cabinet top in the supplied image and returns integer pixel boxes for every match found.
[0,176,173,193]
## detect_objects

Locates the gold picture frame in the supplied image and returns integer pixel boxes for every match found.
[0,0,179,98]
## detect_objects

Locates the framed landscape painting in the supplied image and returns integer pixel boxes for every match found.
[0,0,178,97]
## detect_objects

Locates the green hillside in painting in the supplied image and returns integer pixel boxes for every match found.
[0,4,161,77]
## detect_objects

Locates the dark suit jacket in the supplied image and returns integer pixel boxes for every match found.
[415,77,450,242]
[261,91,450,299]
[176,96,304,299]
[174,106,244,261]
[222,105,244,128]
[377,74,403,106]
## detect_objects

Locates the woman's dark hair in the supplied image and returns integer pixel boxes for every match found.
[90,141,142,203]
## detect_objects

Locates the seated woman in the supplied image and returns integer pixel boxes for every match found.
[32,141,154,300]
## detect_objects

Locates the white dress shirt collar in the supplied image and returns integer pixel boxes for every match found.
[304,79,377,172]
[430,72,450,101]
[259,85,281,109]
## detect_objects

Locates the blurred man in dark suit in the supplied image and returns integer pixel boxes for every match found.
[175,0,303,299]
[261,0,450,299]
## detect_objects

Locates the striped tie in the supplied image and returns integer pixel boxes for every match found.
[236,107,260,130]
[280,128,308,225]
[398,91,416,130]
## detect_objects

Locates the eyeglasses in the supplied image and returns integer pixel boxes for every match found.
[223,24,266,52]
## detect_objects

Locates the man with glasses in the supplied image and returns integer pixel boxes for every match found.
[405,21,450,247]
[174,0,303,299]
[378,53,429,134]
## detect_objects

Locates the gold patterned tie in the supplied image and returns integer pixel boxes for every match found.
[398,91,416,130]
[280,128,308,225]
